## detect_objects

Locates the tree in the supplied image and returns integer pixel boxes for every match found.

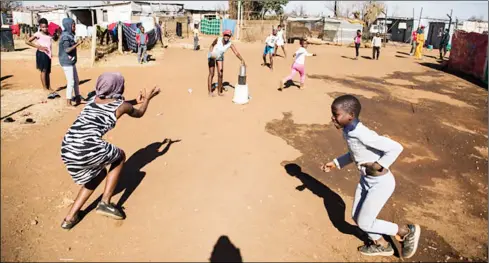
[1,0,21,12]
[290,4,307,17]
[228,0,288,20]
[359,1,385,34]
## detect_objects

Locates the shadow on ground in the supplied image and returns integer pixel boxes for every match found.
[418,62,487,90]
[81,139,181,218]
[209,235,242,262]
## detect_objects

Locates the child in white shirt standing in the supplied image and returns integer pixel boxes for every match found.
[262,29,278,70]
[322,94,421,258]
[279,39,316,91]
[274,24,287,57]
[372,33,382,60]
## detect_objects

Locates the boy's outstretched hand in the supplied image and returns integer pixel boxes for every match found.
[321,162,336,173]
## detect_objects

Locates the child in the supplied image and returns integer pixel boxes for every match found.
[321,95,421,258]
[274,24,287,57]
[262,29,278,70]
[207,30,245,97]
[409,28,418,56]
[372,32,382,60]
[136,26,149,64]
[60,72,160,230]
[59,18,84,107]
[354,30,362,60]
[279,39,316,91]
[26,18,59,100]
[414,26,425,60]
[193,24,200,50]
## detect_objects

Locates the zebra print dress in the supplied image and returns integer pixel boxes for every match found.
[61,99,124,185]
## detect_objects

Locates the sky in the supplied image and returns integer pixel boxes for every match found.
[25,1,488,21]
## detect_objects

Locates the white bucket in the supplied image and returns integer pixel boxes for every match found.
[232,84,249,104]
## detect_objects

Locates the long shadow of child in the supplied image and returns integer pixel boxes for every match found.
[83,139,181,216]
[284,163,370,245]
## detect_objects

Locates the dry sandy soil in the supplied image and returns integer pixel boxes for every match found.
[1,37,487,262]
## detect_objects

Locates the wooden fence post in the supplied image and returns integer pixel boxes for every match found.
[91,24,97,67]
[118,21,123,54]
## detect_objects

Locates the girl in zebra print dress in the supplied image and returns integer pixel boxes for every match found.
[60,72,160,230]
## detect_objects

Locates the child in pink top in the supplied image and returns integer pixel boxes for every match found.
[26,18,59,99]
[279,39,316,91]
[354,30,362,60]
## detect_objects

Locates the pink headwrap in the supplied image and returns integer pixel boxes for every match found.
[95,72,125,100]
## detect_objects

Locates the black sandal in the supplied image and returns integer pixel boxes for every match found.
[23,118,35,124]
[61,214,81,230]
[3,117,14,123]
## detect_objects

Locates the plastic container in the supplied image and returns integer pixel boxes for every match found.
[238,64,246,85]
[233,84,249,104]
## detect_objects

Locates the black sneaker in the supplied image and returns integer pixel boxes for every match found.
[401,224,421,259]
[95,201,125,220]
[358,243,394,257]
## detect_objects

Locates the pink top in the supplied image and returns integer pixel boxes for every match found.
[354,35,361,44]
[34,31,52,59]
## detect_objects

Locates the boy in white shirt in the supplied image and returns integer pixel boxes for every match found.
[279,39,316,90]
[372,33,382,60]
[262,29,278,70]
[274,24,287,57]
[322,95,421,258]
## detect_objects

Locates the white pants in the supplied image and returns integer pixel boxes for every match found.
[62,65,80,100]
[352,171,398,241]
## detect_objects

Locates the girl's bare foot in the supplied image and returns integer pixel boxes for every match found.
[278,80,284,91]
[208,92,215,97]
[218,92,225,97]
[300,85,305,90]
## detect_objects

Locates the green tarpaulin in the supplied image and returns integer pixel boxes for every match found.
[201,19,221,35]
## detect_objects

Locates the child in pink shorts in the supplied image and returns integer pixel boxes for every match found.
[279,39,316,91]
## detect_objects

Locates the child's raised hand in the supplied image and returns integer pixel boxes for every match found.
[136,90,144,104]
[149,86,160,99]
[321,162,336,173]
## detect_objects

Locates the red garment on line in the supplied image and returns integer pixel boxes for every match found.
[48,22,61,36]
[10,24,20,36]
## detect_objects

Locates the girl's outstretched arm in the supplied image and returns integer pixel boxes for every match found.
[209,38,218,52]
[116,87,160,119]
[230,44,245,65]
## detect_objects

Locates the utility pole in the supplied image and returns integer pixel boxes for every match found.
[383,6,387,46]
[417,7,423,28]
[334,1,338,17]
[447,9,453,33]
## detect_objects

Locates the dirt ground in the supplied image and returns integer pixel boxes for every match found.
[1,36,487,262]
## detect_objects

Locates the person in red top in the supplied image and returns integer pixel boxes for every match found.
[135,26,149,64]
[409,27,419,56]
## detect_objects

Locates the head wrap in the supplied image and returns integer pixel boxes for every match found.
[95,72,125,100]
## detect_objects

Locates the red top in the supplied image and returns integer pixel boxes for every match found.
[412,31,417,41]
[135,33,148,45]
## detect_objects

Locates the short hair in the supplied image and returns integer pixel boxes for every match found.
[277,24,282,28]
[299,38,306,45]
[38,18,48,25]
[332,95,362,118]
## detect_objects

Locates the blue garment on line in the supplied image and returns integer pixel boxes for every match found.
[222,19,236,36]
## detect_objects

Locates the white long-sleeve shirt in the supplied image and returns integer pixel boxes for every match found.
[294,47,313,65]
[333,121,403,172]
